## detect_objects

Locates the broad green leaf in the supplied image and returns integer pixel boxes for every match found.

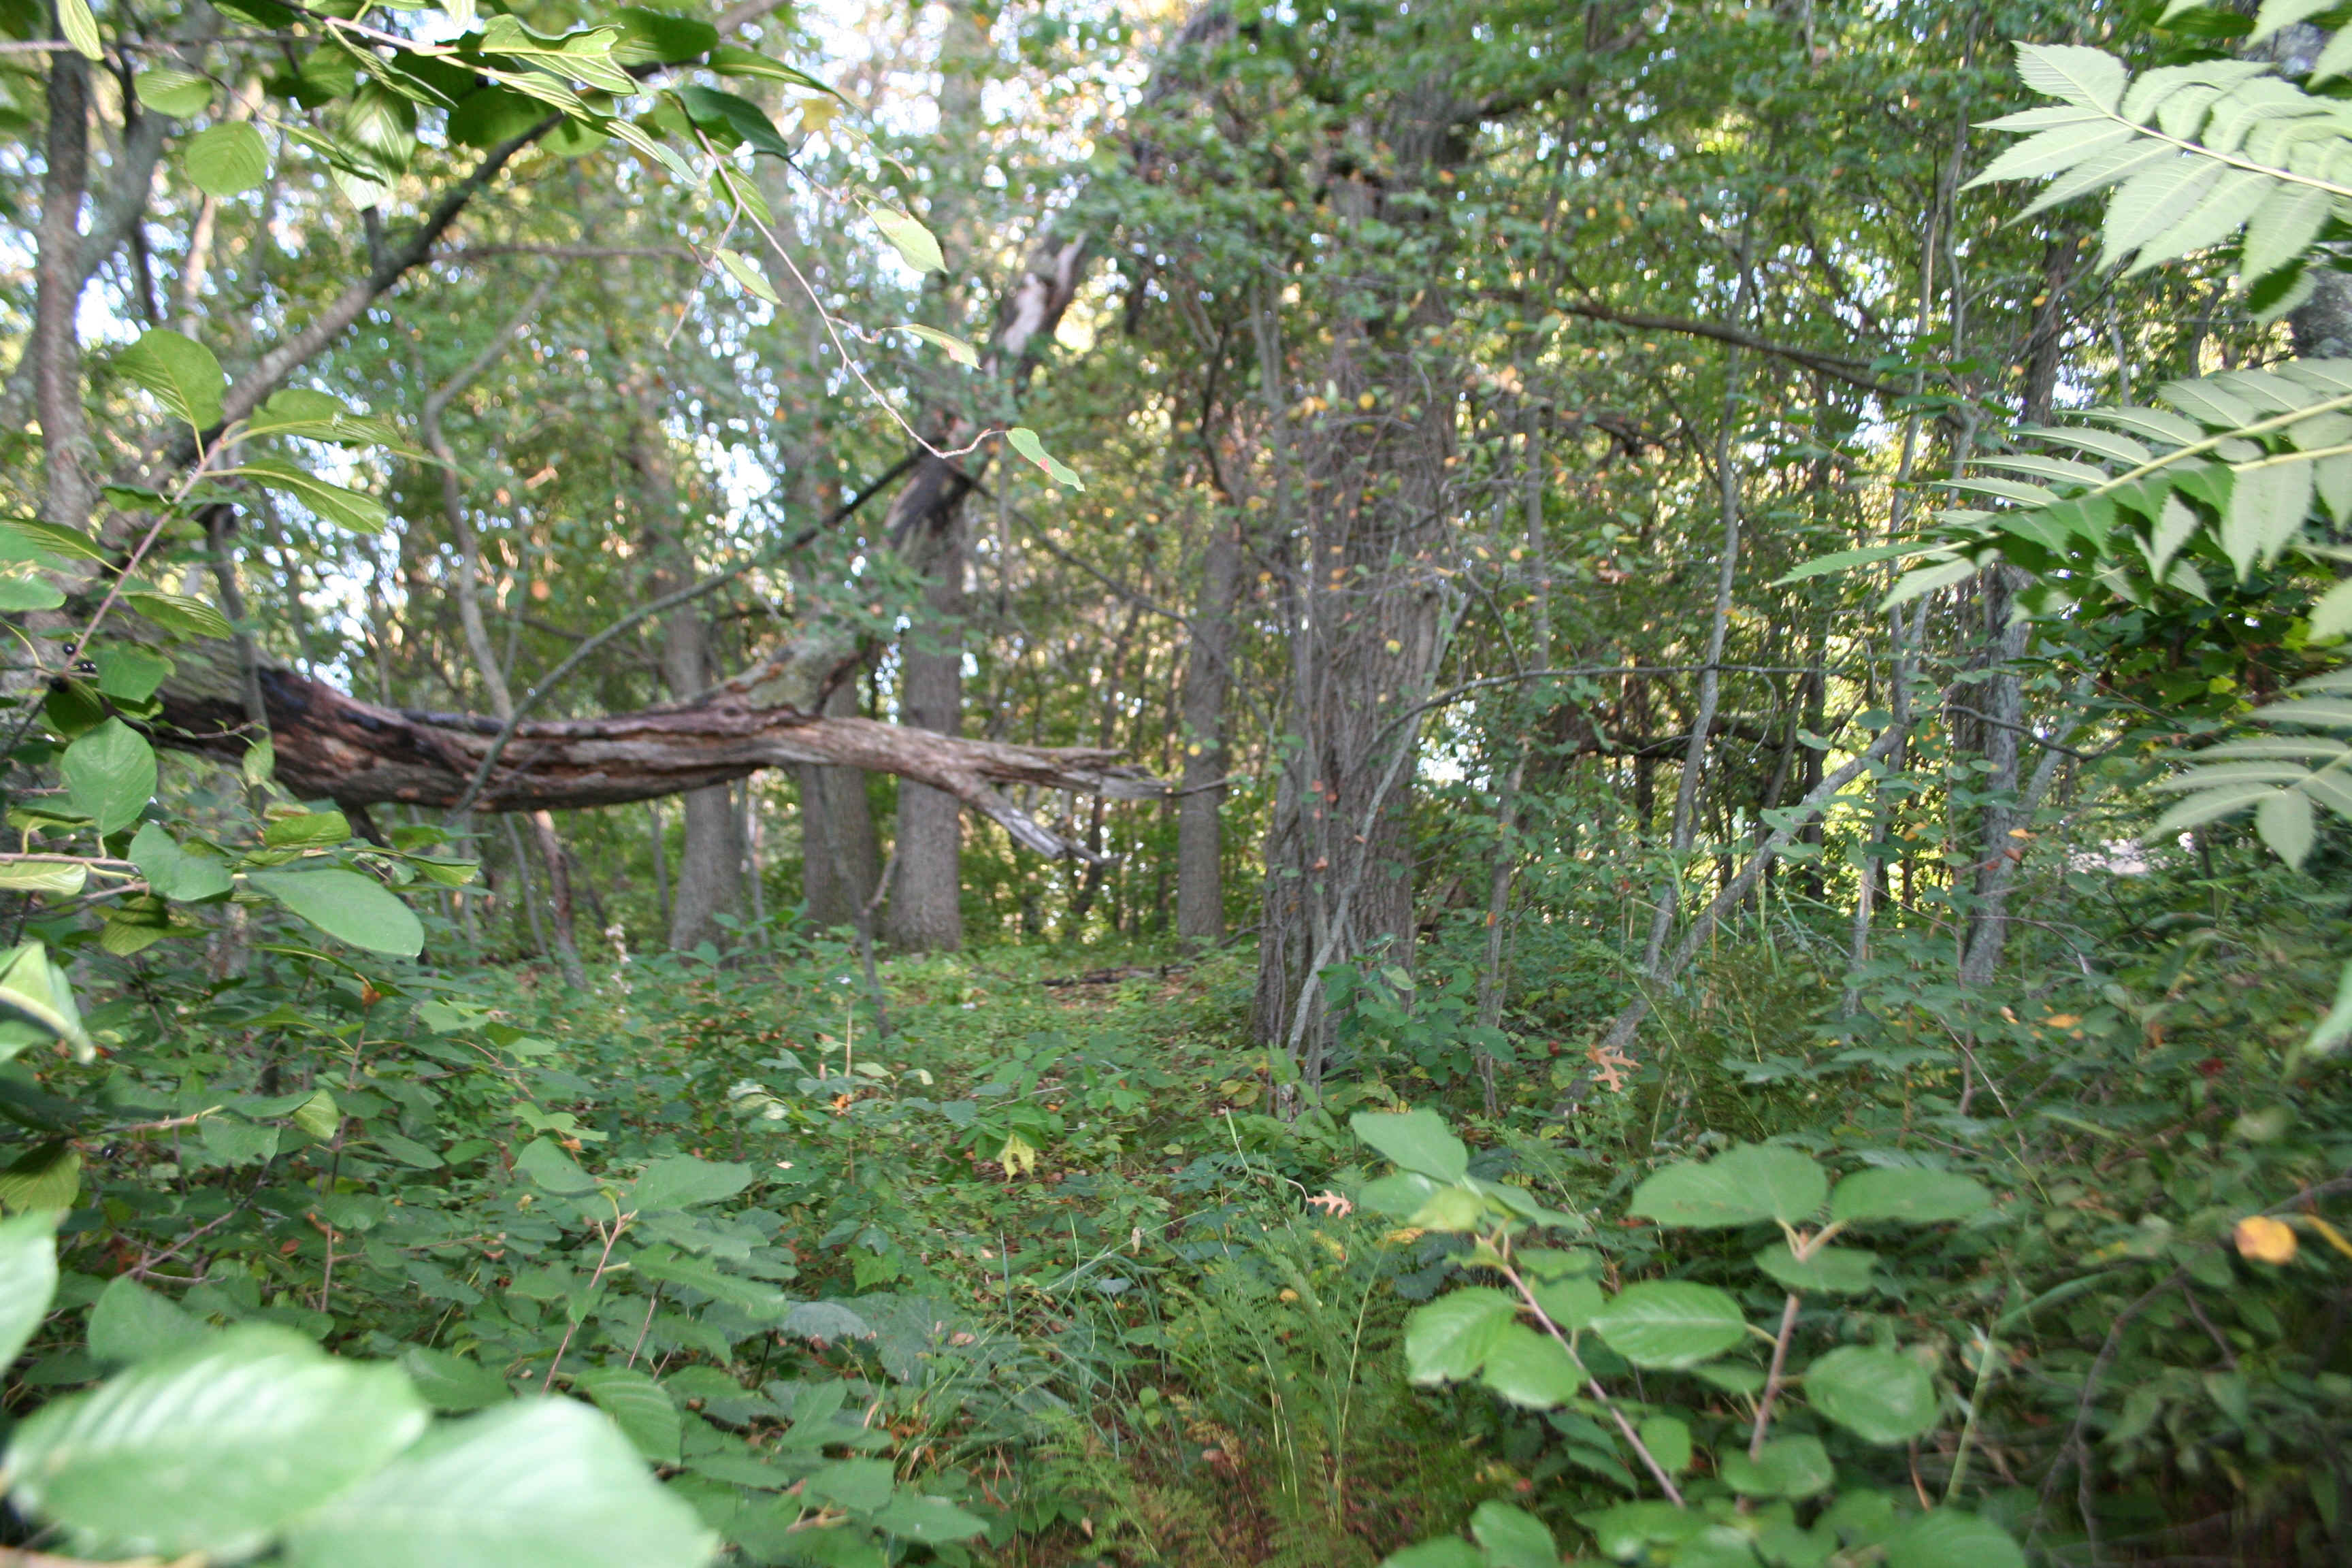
[1469,1501,1558,1568]
[1754,1243,1880,1294]
[2102,157,2221,267]
[93,645,174,703]
[1627,1144,1827,1228]
[2151,781,2279,835]
[573,1370,680,1466]
[0,862,84,896]
[396,1346,511,1412]
[869,205,945,273]
[1882,556,1978,610]
[1379,1542,1482,1568]
[62,719,155,836]
[872,1494,988,1542]
[2131,166,2274,275]
[1350,1109,1469,1182]
[247,870,423,957]
[625,1155,752,1212]
[1636,1414,1691,1473]
[0,1210,59,1369]
[1356,1171,1441,1215]
[1401,1288,1517,1384]
[1590,1282,1749,1369]
[1828,1169,1991,1225]
[184,122,270,197]
[135,66,213,117]
[606,6,717,66]
[199,1117,278,1166]
[7,1326,427,1558]
[2257,788,2316,868]
[88,1276,210,1365]
[1477,1322,1581,1408]
[0,945,91,1057]
[2014,43,2127,113]
[715,248,779,304]
[706,46,840,97]
[1965,122,2134,188]
[0,1143,80,1212]
[1405,1186,1486,1232]
[673,84,792,158]
[117,328,225,431]
[130,824,231,903]
[1006,426,1085,489]
[806,1456,895,1512]
[2244,180,2332,282]
[1530,1273,1603,1332]
[1719,1434,1835,1499]
[898,324,979,367]
[0,571,63,611]
[233,457,389,531]
[122,589,233,638]
[1803,1345,1940,1444]
[515,1137,596,1196]
[289,1088,338,1143]
[56,0,101,58]
[280,1397,717,1568]
[261,809,351,847]
[1883,1509,2027,1568]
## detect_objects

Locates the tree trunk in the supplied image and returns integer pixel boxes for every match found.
[33,49,94,534]
[1177,509,1242,943]
[796,681,881,928]
[886,514,968,950]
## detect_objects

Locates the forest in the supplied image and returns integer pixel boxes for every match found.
[0,0,2347,1561]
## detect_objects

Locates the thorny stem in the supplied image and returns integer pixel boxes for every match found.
[1500,1264,1684,1507]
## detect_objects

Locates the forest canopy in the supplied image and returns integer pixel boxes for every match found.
[0,0,2345,1563]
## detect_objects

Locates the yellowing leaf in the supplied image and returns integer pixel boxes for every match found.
[998,1132,1038,1179]
[2235,1213,2297,1264]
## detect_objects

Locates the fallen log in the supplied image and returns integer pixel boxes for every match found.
[150,640,1165,862]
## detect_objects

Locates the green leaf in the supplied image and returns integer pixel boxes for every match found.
[1803,1345,1940,1444]
[1005,426,1085,489]
[1350,1109,1469,1182]
[231,456,389,531]
[280,1397,717,1568]
[1881,556,1978,610]
[806,1456,896,1512]
[1883,1509,2027,1568]
[1469,1501,1558,1568]
[868,205,945,272]
[1828,1169,1991,1225]
[0,1210,60,1369]
[672,84,793,157]
[2244,180,2332,282]
[2102,157,2221,267]
[1754,1243,1880,1294]
[289,1088,338,1143]
[1718,1434,1835,1499]
[0,570,63,611]
[872,1494,989,1543]
[0,1143,79,1213]
[625,1156,751,1213]
[7,1326,427,1558]
[0,861,84,896]
[1401,1288,1518,1384]
[715,248,779,304]
[62,719,155,837]
[1529,1273,1603,1332]
[606,6,717,66]
[897,324,980,368]
[1589,1282,1750,1369]
[135,66,212,116]
[93,645,174,704]
[1379,1542,1482,1568]
[183,122,270,197]
[573,1370,681,1466]
[87,1276,210,1365]
[2014,43,2128,112]
[261,809,352,848]
[515,1136,596,1196]
[122,589,233,638]
[116,328,225,431]
[706,46,840,96]
[1965,122,2136,188]
[1477,1322,1582,1408]
[129,824,231,903]
[0,944,91,1057]
[1637,1414,1692,1473]
[396,1346,511,1412]
[2257,787,2317,867]
[54,0,101,57]
[247,869,423,957]
[1356,1171,1441,1215]
[1627,1144,1827,1228]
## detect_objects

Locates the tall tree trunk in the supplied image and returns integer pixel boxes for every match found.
[1178,508,1242,944]
[886,515,968,950]
[796,681,881,928]
[630,393,742,951]
[33,48,94,534]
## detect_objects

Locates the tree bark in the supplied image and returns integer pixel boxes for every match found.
[33,48,94,534]
[885,513,967,951]
[795,680,881,928]
[1177,508,1242,943]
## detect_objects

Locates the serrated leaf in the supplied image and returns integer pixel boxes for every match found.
[2308,575,2352,638]
[122,590,233,638]
[2258,787,2317,866]
[231,457,388,531]
[1350,1109,1468,1181]
[6,1326,428,1558]
[1804,1345,1939,1444]
[2103,156,2222,265]
[874,1494,988,1543]
[2314,24,2352,86]
[87,1275,209,1365]
[247,870,423,957]
[2252,0,2339,42]
[514,1137,595,1196]
[1965,122,2136,188]
[2016,44,2129,113]
[625,1155,751,1213]
[184,122,269,197]
[2151,781,2278,834]
[1755,1243,1880,1294]
[2245,181,2333,280]
[1590,1281,1749,1369]
[1477,1322,1581,1408]
[280,1397,717,1568]
[2223,459,2315,578]
[135,67,213,117]
[2131,167,2276,274]
[1469,1501,1558,1568]
[1720,1433,1835,1499]
[1884,1509,2028,1568]
[116,329,224,431]
[573,1369,681,1465]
